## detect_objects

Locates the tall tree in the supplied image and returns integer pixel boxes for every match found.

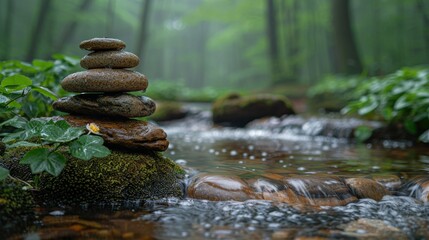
[135,0,152,67]
[26,0,52,61]
[54,0,94,53]
[331,0,362,74]
[266,0,281,85]
[2,0,14,60]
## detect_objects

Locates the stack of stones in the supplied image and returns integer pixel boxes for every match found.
[53,38,168,151]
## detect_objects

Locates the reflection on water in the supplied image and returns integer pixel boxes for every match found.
[6,113,429,239]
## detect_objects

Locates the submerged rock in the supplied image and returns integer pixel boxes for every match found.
[212,93,295,127]
[340,218,407,240]
[345,178,390,201]
[149,101,188,122]
[80,50,139,69]
[53,94,156,118]
[61,69,148,93]
[1,147,185,205]
[80,38,126,51]
[56,115,169,151]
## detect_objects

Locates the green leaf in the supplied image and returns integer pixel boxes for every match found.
[20,148,66,176]
[357,96,378,115]
[0,166,9,181]
[2,130,25,143]
[404,119,417,135]
[70,135,111,160]
[419,129,429,143]
[21,119,45,140]
[0,116,28,129]
[1,74,32,93]
[32,59,54,71]
[7,141,40,148]
[354,126,373,143]
[40,124,83,143]
[31,86,58,101]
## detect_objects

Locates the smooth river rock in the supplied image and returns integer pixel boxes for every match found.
[80,38,125,51]
[55,115,169,151]
[80,50,140,69]
[345,177,390,201]
[61,69,148,93]
[53,94,156,118]
[187,174,253,201]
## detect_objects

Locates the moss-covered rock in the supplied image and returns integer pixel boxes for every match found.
[149,101,188,122]
[0,180,35,232]
[1,148,185,205]
[212,93,295,127]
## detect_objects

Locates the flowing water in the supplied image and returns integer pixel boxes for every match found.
[5,108,429,239]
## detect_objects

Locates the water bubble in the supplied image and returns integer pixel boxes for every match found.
[279,160,284,163]
[230,150,238,156]
[372,166,380,170]
[261,158,266,161]
[49,210,65,216]
[170,151,176,155]
[297,167,305,171]
[194,145,200,150]
[243,153,248,157]
[209,149,215,153]
[215,151,219,155]
[249,156,255,160]
[221,148,227,153]
[248,145,255,151]
[238,161,244,164]
[175,159,187,165]
[283,165,287,168]
[168,143,175,149]
[261,152,268,157]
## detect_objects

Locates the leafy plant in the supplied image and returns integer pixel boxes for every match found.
[342,67,429,142]
[0,55,79,119]
[2,118,110,178]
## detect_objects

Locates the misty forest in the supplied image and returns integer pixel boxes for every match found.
[1,0,429,239]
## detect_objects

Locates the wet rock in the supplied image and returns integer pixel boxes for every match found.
[80,38,126,51]
[371,175,402,191]
[345,177,390,201]
[272,229,298,240]
[187,174,252,201]
[212,93,295,127]
[283,175,358,207]
[55,115,169,151]
[61,69,148,93]
[1,147,185,205]
[340,218,407,239]
[402,176,429,202]
[148,101,188,122]
[53,94,156,118]
[80,50,139,69]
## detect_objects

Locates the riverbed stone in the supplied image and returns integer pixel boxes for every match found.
[345,178,390,201]
[80,38,126,51]
[283,175,358,207]
[53,115,169,151]
[371,175,402,191]
[340,218,407,240]
[212,93,295,127]
[53,94,156,118]
[0,147,185,205]
[403,176,429,202]
[187,174,253,201]
[80,50,139,69]
[61,69,148,93]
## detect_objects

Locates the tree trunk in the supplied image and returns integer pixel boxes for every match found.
[266,0,281,85]
[54,0,93,54]
[331,0,362,74]
[2,0,13,60]
[135,0,152,67]
[26,0,52,62]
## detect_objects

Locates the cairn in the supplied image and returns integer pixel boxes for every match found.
[53,38,168,151]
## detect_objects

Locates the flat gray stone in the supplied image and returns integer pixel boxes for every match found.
[53,94,156,118]
[80,38,125,51]
[61,69,148,93]
[80,50,139,69]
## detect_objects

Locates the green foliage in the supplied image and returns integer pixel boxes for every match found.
[0,166,9,180]
[354,126,373,143]
[142,80,231,102]
[0,55,79,119]
[342,67,429,142]
[1,118,110,177]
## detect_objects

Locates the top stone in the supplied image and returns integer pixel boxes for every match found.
[80,38,126,51]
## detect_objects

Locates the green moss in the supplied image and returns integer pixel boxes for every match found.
[1,147,185,205]
[0,180,35,227]
[147,101,188,122]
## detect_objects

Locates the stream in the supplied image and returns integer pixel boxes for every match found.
[4,108,429,239]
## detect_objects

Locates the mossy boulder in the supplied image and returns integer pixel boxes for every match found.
[212,93,295,127]
[0,180,35,235]
[1,148,185,205]
[149,101,188,122]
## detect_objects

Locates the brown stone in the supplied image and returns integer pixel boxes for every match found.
[406,176,429,202]
[283,175,358,207]
[53,94,156,118]
[61,69,148,93]
[56,115,168,151]
[371,175,402,191]
[187,174,252,201]
[80,38,125,51]
[80,51,139,69]
[345,178,390,201]
[341,218,407,240]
